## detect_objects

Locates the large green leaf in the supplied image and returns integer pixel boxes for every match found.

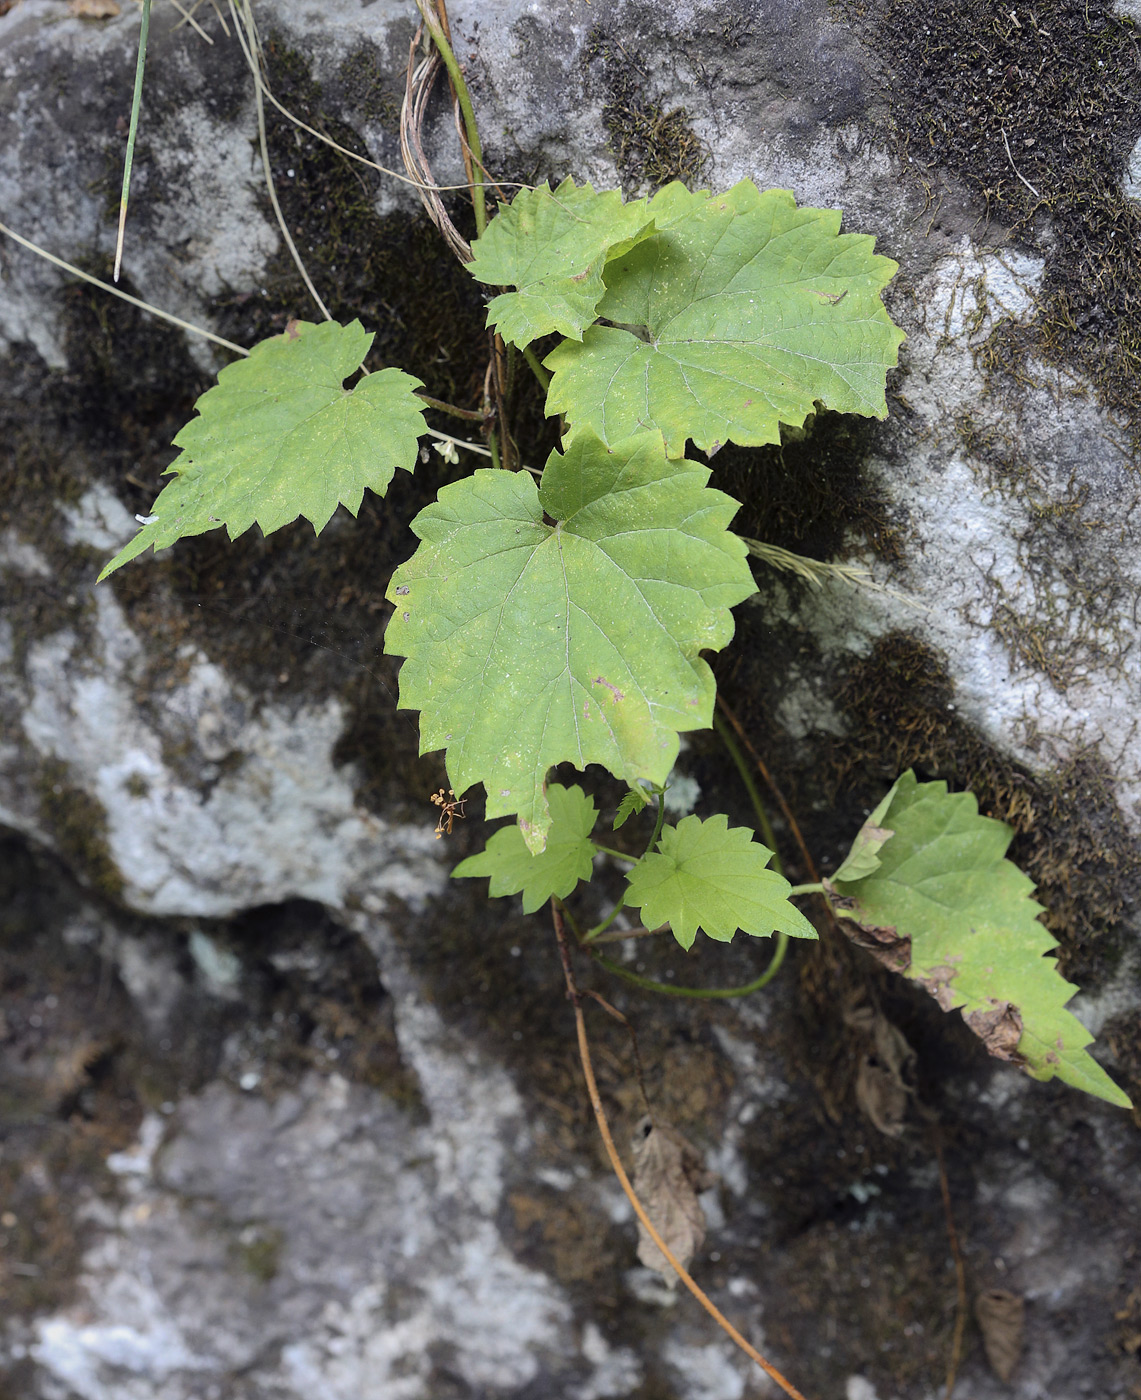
[452,783,599,913]
[99,320,425,579]
[624,813,817,951]
[384,429,756,852]
[544,180,905,457]
[828,771,1131,1108]
[468,178,656,349]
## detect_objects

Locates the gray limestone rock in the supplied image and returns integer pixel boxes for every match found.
[2,1,1140,1398]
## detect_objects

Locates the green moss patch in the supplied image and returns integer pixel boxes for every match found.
[714,411,904,565]
[35,759,124,901]
[582,25,711,194]
[872,0,1141,438]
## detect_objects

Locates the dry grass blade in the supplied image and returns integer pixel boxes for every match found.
[400,27,472,263]
[167,0,212,43]
[0,219,248,356]
[232,0,331,320]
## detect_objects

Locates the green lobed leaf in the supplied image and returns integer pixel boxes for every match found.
[468,178,656,349]
[452,782,598,914]
[613,786,650,830]
[384,429,756,852]
[544,179,906,457]
[830,779,899,883]
[828,771,1131,1108]
[624,813,817,951]
[99,320,426,579]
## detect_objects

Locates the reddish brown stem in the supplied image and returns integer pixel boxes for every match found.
[550,899,814,1400]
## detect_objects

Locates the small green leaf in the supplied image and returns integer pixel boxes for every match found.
[452,783,599,913]
[469,178,656,349]
[624,813,817,951]
[829,771,1131,1109]
[830,779,900,883]
[384,429,756,852]
[99,320,425,579]
[544,180,905,457]
[614,786,650,830]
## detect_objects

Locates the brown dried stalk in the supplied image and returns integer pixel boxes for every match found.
[550,899,813,1400]
[400,25,472,263]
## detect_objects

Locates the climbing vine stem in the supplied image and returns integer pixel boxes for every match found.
[414,0,487,236]
[590,938,790,999]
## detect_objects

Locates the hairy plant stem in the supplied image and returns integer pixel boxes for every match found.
[648,789,668,850]
[590,844,634,864]
[114,0,152,282]
[716,695,820,885]
[550,899,812,1400]
[582,893,627,941]
[787,882,825,897]
[522,344,552,390]
[414,393,485,422]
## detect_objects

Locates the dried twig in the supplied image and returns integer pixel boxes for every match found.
[715,695,820,886]
[1001,128,1042,200]
[934,1126,968,1399]
[550,899,813,1400]
[581,987,653,1119]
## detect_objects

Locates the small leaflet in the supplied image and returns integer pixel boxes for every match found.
[623,813,817,950]
[451,783,598,913]
[469,178,656,348]
[99,320,425,579]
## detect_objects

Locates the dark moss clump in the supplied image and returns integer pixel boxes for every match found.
[336,39,406,130]
[35,759,124,901]
[826,633,1140,966]
[713,410,905,565]
[222,899,422,1109]
[233,1226,284,1284]
[871,0,1141,439]
[0,834,150,1319]
[583,26,711,194]
[60,264,212,516]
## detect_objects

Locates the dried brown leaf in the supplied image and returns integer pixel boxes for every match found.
[975,1287,1024,1382]
[965,1001,1024,1061]
[68,0,120,15]
[630,1116,715,1283]
[846,995,917,1137]
[855,1052,910,1137]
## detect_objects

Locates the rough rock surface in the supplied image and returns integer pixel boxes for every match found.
[2,1,1140,1398]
